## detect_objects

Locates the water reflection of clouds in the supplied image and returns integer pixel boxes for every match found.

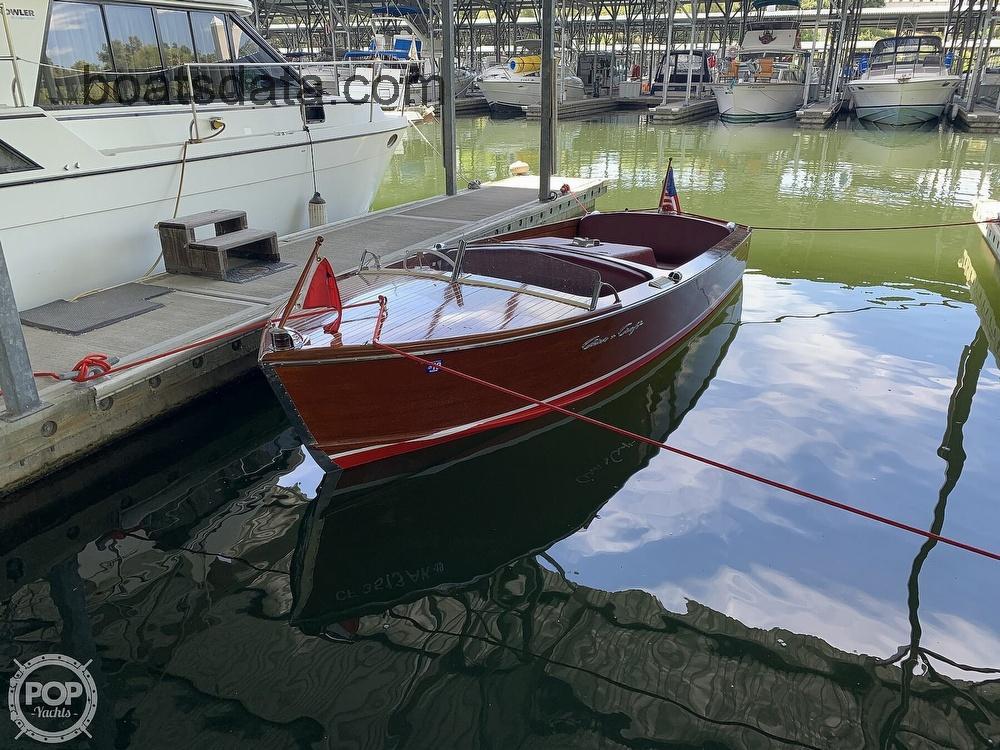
[276,448,323,499]
[548,271,1000,676]
[650,564,1000,680]
[557,275,982,562]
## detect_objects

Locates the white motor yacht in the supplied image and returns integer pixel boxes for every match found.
[0,0,406,310]
[847,36,960,126]
[478,39,585,114]
[710,26,812,123]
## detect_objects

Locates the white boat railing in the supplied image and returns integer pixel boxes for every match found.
[0,3,27,107]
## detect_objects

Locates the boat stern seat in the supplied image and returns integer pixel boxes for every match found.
[579,211,731,267]
[508,236,658,267]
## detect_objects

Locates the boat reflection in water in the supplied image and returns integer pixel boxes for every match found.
[292,289,743,628]
[3,286,1000,748]
[288,287,1000,749]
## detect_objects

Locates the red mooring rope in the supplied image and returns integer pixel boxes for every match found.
[373,341,1000,563]
[753,219,998,232]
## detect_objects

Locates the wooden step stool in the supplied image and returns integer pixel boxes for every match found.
[157,209,280,280]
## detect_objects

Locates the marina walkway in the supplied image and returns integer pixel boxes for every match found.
[0,176,606,495]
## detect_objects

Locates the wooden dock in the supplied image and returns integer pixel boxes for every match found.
[950,101,1000,133]
[0,176,606,496]
[648,96,719,124]
[796,100,843,129]
[455,96,491,116]
[524,95,655,120]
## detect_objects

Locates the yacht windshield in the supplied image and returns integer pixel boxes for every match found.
[869,36,944,74]
[36,1,298,108]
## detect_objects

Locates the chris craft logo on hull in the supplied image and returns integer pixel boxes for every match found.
[581,320,645,351]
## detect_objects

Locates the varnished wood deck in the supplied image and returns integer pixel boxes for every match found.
[292,271,594,347]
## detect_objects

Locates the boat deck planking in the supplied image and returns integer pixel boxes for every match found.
[293,271,596,348]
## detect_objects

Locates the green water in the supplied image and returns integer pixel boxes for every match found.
[3,115,1000,748]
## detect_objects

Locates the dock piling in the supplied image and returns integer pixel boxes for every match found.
[0,239,46,421]
[441,0,458,196]
[539,0,556,202]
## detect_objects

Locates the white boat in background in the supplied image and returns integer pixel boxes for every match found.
[0,0,406,311]
[974,199,1000,261]
[847,36,959,126]
[478,39,586,114]
[710,27,811,123]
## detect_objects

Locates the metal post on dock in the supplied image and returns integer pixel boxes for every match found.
[660,0,676,106]
[441,0,458,196]
[969,0,996,113]
[684,0,698,104]
[0,239,45,421]
[539,0,556,202]
[829,0,850,107]
[327,0,340,92]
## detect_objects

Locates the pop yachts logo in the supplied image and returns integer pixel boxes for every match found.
[581,320,644,351]
[8,654,98,743]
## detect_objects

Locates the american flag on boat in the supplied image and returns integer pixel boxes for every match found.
[659,159,682,214]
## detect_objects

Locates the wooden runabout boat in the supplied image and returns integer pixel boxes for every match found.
[259,191,750,471]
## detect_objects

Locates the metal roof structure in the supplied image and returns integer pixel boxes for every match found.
[254,0,995,103]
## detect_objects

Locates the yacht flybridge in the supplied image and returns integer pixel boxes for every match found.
[847,36,959,126]
[0,0,406,311]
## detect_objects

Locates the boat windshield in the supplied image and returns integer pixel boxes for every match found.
[390,242,608,309]
[868,36,944,76]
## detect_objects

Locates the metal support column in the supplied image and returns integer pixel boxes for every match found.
[685,0,698,104]
[969,0,997,111]
[539,0,557,201]
[660,0,675,104]
[0,239,44,421]
[829,0,850,106]
[442,0,458,195]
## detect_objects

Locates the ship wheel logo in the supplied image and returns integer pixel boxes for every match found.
[7,654,98,744]
[758,30,776,44]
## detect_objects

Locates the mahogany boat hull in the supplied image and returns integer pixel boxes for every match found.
[261,216,749,470]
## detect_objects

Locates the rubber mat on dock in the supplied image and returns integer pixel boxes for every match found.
[224,260,294,284]
[20,284,172,335]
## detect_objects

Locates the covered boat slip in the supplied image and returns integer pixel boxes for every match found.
[0,176,605,496]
